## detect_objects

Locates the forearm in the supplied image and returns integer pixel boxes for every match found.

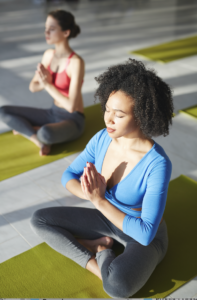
[95,198,126,231]
[29,81,44,93]
[44,83,73,112]
[66,179,88,200]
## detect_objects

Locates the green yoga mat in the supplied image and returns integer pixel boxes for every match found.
[0,104,105,182]
[0,175,196,298]
[179,104,197,119]
[131,35,197,63]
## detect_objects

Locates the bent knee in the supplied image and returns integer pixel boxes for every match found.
[37,126,53,145]
[103,274,135,298]
[30,209,47,230]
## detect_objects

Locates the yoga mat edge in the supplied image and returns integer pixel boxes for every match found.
[130,35,197,63]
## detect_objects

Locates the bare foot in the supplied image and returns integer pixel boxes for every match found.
[77,236,113,254]
[39,144,51,156]
[97,245,110,252]
[13,130,20,135]
[13,126,40,136]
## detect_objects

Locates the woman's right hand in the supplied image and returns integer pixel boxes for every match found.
[81,162,107,203]
[36,63,52,86]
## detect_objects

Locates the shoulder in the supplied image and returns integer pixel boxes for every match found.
[41,49,54,67]
[95,128,109,142]
[86,128,109,149]
[154,142,172,166]
[70,53,85,69]
[89,128,108,144]
[148,142,172,178]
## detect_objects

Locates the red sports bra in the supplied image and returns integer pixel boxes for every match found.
[47,51,75,97]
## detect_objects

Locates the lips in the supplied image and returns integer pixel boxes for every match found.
[107,127,115,133]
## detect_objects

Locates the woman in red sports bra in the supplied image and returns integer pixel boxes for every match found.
[0,10,85,156]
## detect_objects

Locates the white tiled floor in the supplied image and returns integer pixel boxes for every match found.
[0,0,197,297]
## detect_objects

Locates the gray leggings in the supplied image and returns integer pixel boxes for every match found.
[0,103,85,145]
[30,206,168,298]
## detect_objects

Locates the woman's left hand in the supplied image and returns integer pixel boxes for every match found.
[81,162,106,205]
[36,63,52,86]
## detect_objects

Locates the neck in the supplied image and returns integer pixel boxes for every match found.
[115,130,154,152]
[54,39,73,58]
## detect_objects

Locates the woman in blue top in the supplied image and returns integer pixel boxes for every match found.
[31,59,173,298]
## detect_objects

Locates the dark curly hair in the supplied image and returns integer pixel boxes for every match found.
[94,59,174,138]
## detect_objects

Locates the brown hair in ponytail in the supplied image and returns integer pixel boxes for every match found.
[48,10,80,39]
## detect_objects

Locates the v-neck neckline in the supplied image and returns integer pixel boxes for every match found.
[100,134,155,191]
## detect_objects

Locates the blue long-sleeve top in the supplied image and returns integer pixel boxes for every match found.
[61,129,172,246]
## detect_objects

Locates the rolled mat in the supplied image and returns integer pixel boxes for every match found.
[0,175,196,298]
[130,35,197,63]
[179,105,197,119]
[0,104,105,182]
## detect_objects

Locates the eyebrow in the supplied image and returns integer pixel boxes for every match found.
[106,105,126,114]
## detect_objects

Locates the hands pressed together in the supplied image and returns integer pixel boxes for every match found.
[36,63,52,86]
[81,162,107,205]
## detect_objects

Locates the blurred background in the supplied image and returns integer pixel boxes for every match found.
[1,0,197,131]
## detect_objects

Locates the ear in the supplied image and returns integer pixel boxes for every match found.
[63,29,71,39]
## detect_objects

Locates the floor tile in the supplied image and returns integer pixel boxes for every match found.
[56,194,94,209]
[172,113,197,138]
[0,185,52,214]
[0,183,51,214]
[0,214,18,244]
[0,235,30,264]
[33,171,71,199]
[163,150,197,181]
[65,152,81,163]
[24,158,70,181]
[168,276,197,298]
[2,198,61,247]
[0,171,32,193]
[154,116,197,166]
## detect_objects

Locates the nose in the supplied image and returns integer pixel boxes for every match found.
[105,111,115,124]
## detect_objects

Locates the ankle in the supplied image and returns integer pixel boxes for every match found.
[86,256,102,280]
[30,134,42,148]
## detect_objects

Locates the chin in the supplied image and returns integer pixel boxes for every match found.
[46,39,53,45]
[107,130,119,138]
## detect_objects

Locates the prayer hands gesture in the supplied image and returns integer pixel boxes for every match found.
[36,63,52,86]
[81,162,106,205]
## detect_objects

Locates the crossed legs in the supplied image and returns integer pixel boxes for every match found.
[30,206,168,298]
[0,105,82,156]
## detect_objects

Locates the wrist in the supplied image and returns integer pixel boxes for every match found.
[44,82,51,89]
[94,197,106,209]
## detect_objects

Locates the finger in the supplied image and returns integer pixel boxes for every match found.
[97,174,104,187]
[82,167,85,177]
[37,64,42,71]
[86,166,93,186]
[81,176,86,194]
[40,64,46,72]
[83,174,90,193]
[81,176,84,192]
[84,167,90,185]
[87,163,97,188]
[98,173,106,184]
[37,70,43,77]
